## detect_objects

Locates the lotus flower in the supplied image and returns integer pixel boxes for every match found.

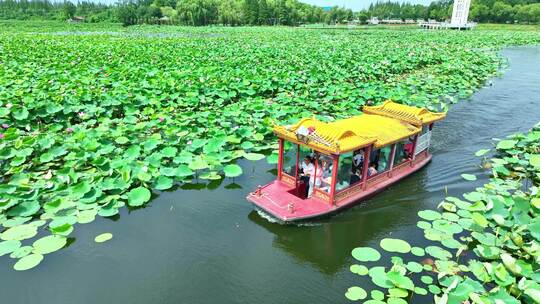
[66,127,73,133]
[159,117,164,122]
[0,133,4,139]
[1,124,8,129]
[44,170,53,180]
[187,140,193,145]
[5,103,12,108]
[78,112,85,118]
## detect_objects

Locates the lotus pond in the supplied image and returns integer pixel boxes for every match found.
[0,23,540,303]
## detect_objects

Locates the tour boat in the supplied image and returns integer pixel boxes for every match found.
[247,101,446,222]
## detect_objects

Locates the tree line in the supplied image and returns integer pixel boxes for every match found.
[0,0,538,25]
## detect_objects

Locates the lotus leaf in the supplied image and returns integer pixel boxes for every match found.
[352,247,381,262]
[0,224,37,241]
[223,164,243,178]
[95,233,113,243]
[13,253,43,271]
[127,187,151,207]
[9,246,32,259]
[0,240,21,256]
[350,264,368,276]
[345,286,367,301]
[461,173,477,181]
[370,290,384,301]
[380,238,411,254]
[33,235,67,254]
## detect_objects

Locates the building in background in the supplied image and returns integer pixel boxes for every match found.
[450,0,471,27]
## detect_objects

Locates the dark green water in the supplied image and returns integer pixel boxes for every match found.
[1,47,539,304]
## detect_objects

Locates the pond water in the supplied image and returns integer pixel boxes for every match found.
[1,47,539,304]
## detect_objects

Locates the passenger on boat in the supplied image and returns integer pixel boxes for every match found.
[308,160,323,198]
[349,169,361,185]
[320,159,332,192]
[404,137,415,159]
[368,164,378,177]
[300,156,314,197]
[353,149,364,172]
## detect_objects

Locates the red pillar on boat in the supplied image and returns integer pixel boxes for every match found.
[329,154,339,205]
[362,145,372,190]
[278,138,284,180]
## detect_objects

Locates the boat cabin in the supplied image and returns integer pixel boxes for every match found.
[247,101,446,222]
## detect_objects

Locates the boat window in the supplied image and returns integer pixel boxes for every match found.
[367,146,391,178]
[282,141,298,176]
[336,152,354,192]
[315,154,333,193]
[394,137,414,166]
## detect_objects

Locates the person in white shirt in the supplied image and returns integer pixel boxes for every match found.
[300,156,313,197]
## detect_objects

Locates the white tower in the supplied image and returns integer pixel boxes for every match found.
[451,0,471,26]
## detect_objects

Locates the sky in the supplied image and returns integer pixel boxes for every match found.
[300,0,434,11]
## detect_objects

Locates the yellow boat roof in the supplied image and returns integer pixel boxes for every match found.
[273,101,445,154]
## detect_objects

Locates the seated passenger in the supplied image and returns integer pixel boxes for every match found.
[349,169,361,185]
[368,164,378,177]
[352,150,364,172]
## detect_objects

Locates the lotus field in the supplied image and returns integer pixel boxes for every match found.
[1,25,540,270]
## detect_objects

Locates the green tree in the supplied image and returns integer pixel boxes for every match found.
[63,1,76,19]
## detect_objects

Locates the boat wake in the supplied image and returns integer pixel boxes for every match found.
[255,209,321,227]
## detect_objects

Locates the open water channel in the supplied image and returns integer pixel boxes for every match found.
[1,47,540,304]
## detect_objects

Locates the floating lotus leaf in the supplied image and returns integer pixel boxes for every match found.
[442,212,460,222]
[77,209,97,224]
[421,275,433,285]
[345,286,367,301]
[380,238,411,254]
[0,224,37,241]
[223,164,243,178]
[154,176,173,190]
[7,200,40,217]
[496,140,517,150]
[418,210,441,221]
[369,266,393,289]
[388,288,408,298]
[95,233,113,243]
[176,165,194,178]
[188,157,209,171]
[33,235,67,254]
[425,245,452,260]
[411,247,425,257]
[387,271,414,290]
[0,240,21,256]
[406,261,423,273]
[416,221,431,230]
[199,171,222,180]
[350,264,369,276]
[439,202,457,213]
[428,284,441,295]
[441,237,462,249]
[471,212,489,228]
[13,253,43,271]
[387,298,407,304]
[127,187,151,207]
[70,181,91,199]
[414,287,427,295]
[10,246,32,259]
[461,174,477,181]
[475,149,490,157]
[352,247,381,262]
[244,153,265,161]
[370,290,384,301]
[363,301,385,304]
[432,219,463,234]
